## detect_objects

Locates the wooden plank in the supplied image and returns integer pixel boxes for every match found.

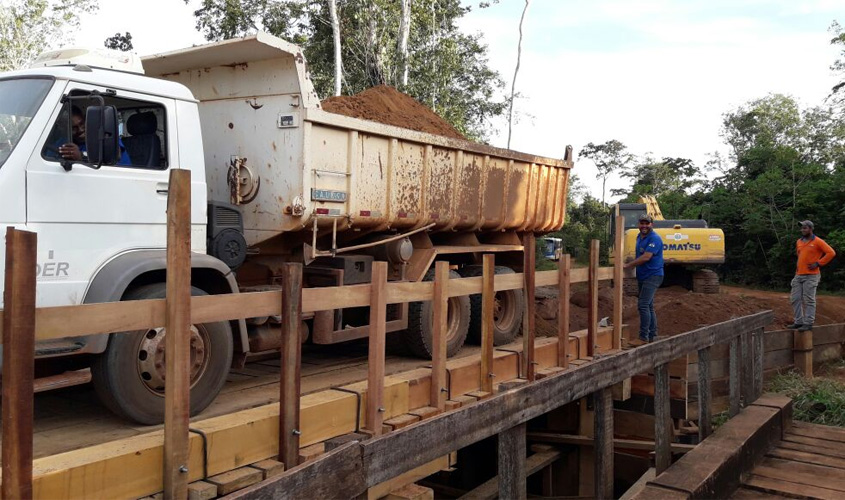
[525,433,695,453]
[188,480,218,500]
[279,263,303,469]
[368,455,448,500]
[250,459,286,479]
[164,168,191,499]
[2,228,37,500]
[767,447,845,470]
[498,423,527,500]
[745,474,843,499]
[593,388,614,500]
[697,346,712,440]
[558,254,571,369]
[654,363,672,474]
[790,421,845,443]
[613,216,624,350]
[754,327,764,400]
[782,433,845,451]
[587,239,599,357]
[481,254,495,393]
[755,457,845,489]
[431,262,449,411]
[619,468,655,500]
[367,262,389,435]
[207,467,263,495]
[741,329,752,406]
[522,233,536,381]
[729,335,740,417]
[778,440,845,459]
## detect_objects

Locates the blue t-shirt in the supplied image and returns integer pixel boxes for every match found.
[636,230,664,280]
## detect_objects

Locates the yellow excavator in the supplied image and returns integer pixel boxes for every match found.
[611,196,725,294]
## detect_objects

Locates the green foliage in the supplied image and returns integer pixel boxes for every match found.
[578,140,633,205]
[767,370,845,427]
[830,20,845,101]
[0,0,97,71]
[188,0,507,141]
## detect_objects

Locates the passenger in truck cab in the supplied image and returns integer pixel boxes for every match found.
[53,106,131,165]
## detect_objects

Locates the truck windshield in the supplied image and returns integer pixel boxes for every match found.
[0,78,53,169]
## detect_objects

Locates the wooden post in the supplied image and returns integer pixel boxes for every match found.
[753,327,764,401]
[558,254,571,369]
[498,423,527,500]
[697,346,712,440]
[481,254,495,393]
[2,228,37,500]
[587,239,600,357]
[729,336,740,417]
[613,216,624,350]
[431,261,449,410]
[522,233,536,381]
[654,363,672,474]
[279,263,303,469]
[793,329,813,378]
[367,261,388,434]
[164,169,192,499]
[593,388,613,499]
[741,330,752,407]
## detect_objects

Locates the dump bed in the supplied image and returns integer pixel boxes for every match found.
[143,33,572,247]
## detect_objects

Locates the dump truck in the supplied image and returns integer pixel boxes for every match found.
[610,196,724,294]
[0,33,572,423]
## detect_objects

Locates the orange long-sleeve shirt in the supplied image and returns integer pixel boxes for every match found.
[796,236,836,275]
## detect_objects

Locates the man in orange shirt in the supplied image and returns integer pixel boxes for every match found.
[787,220,836,331]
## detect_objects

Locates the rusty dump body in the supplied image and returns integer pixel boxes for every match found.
[143,33,572,255]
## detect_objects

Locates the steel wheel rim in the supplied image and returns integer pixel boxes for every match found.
[136,325,212,396]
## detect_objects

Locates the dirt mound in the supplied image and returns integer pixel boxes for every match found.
[321,85,467,140]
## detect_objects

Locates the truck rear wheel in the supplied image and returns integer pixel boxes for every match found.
[403,268,470,358]
[461,265,524,346]
[91,284,234,425]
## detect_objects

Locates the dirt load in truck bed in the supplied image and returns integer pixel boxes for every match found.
[321,85,467,140]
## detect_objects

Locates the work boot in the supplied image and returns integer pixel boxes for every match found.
[786,323,802,329]
[797,324,813,331]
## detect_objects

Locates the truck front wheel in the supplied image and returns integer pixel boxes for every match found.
[461,265,524,346]
[403,268,470,358]
[91,283,234,425]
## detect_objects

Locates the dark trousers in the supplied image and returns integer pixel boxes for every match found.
[638,275,663,341]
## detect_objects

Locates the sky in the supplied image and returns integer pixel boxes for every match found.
[72,0,844,202]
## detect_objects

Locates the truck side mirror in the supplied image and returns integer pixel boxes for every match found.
[85,105,119,168]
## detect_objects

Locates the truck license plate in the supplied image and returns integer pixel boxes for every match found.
[311,189,347,202]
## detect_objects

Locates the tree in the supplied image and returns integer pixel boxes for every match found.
[104,32,133,52]
[327,0,341,96]
[829,20,845,102]
[578,140,633,205]
[397,0,411,88]
[506,0,529,149]
[0,0,97,72]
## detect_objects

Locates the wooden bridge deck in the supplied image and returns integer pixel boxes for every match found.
[734,421,845,500]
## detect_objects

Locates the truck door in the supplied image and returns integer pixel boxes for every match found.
[26,84,177,310]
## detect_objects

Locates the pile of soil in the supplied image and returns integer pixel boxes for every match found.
[321,85,467,140]
[534,284,845,340]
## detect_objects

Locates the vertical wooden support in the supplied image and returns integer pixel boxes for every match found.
[753,327,764,401]
[279,263,303,469]
[612,216,624,350]
[697,346,713,440]
[587,239,600,357]
[498,423,527,500]
[164,169,191,500]
[741,330,752,407]
[522,233,536,381]
[2,228,37,500]
[729,336,741,417]
[481,254,495,393]
[367,261,388,434]
[654,363,672,474]
[558,254,571,369]
[793,329,813,378]
[593,388,613,500]
[431,261,449,410]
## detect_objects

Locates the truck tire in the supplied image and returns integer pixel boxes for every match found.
[91,284,234,425]
[403,268,470,359]
[460,265,524,346]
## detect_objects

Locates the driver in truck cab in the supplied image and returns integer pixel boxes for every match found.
[52,105,131,165]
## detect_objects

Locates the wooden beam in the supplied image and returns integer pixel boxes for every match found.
[522,233,536,381]
[793,329,813,378]
[164,168,191,499]
[754,328,764,400]
[461,447,561,500]
[481,254,495,393]
[525,433,695,454]
[367,262,389,435]
[558,254,571,369]
[431,261,450,411]
[2,228,37,500]
[697,346,713,440]
[593,388,613,500]
[613,216,624,350]
[654,363,672,474]
[279,263,303,469]
[498,423,527,500]
[729,336,740,417]
[588,239,600,357]
[741,330,752,407]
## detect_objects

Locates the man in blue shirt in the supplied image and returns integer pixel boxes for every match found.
[623,214,664,343]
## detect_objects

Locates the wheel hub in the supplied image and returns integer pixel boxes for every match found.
[137,325,209,395]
